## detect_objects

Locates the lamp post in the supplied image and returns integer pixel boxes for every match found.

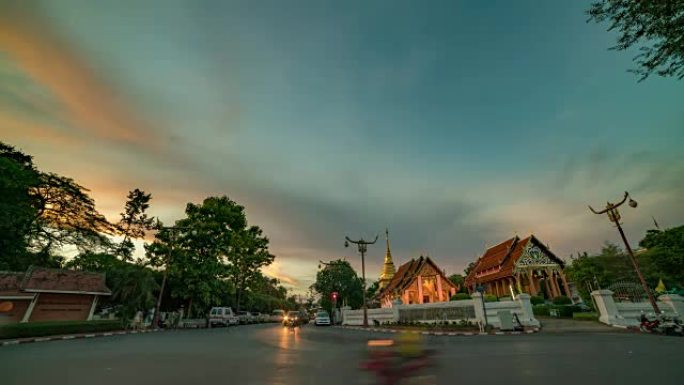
[589,191,660,314]
[152,225,193,328]
[345,234,378,327]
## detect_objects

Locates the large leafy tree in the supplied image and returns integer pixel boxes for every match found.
[638,225,684,287]
[0,142,113,270]
[228,225,274,311]
[0,143,40,269]
[312,259,363,314]
[588,0,684,80]
[30,173,115,255]
[146,196,262,317]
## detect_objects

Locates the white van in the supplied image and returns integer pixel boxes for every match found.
[208,307,239,327]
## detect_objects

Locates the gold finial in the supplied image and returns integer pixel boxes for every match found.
[378,227,396,289]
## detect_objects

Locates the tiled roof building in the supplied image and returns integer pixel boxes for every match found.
[0,267,110,323]
[464,235,571,299]
[376,255,458,308]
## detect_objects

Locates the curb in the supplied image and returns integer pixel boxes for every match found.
[334,326,540,336]
[1,328,164,347]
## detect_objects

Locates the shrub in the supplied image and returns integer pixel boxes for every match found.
[552,296,572,305]
[484,294,498,302]
[530,296,545,305]
[548,305,583,318]
[533,304,550,317]
[450,293,471,301]
[572,312,599,321]
[0,320,123,340]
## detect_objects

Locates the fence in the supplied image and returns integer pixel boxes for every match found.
[341,293,539,328]
[591,290,684,327]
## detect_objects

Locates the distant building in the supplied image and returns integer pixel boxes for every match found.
[464,235,571,299]
[376,252,458,308]
[0,267,111,324]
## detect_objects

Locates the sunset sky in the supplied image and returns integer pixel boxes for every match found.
[1,1,682,293]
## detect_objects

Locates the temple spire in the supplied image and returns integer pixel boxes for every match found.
[379,227,396,289]
[384,228,392,262]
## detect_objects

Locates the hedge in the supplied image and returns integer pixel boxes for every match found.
[572,312,599,321]
[0,320,123,340]
[484,294,498,302]
[533,304,550,317]
[552,296,572,305]
[450,293,471,301]
[530,296,545,305]
[533,304,586,318]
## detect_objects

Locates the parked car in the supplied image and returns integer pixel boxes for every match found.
[208,307,239,327]
[314,310,331,326]
[271,309,285,323]
[237,311,255,324]
[252,312,267,323]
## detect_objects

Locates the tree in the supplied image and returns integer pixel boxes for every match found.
[0,143,40,269]
[463,261,477,276]
[145,196,275,317]
[30,173,115,255]
[588,0,684,80]
[311,259,363,314]
[228,226,275,312]
[638,225,684,287]
[66,252,159,322]
[115,189,155,261]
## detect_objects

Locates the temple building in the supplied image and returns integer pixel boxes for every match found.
[464,235,571,300]
[375,231,458,308]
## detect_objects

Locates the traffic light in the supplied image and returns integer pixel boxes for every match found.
[331,292,338,301]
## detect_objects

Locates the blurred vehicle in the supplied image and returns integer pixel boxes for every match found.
[271,309,285,323]
[208,307,239,327]
[283,310,303,327]
[237,311,255,324]
[361,334,435,385]
[314,310,331,326]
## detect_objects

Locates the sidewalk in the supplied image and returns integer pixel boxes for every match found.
[537,317,626,333]
[1,328,164,347]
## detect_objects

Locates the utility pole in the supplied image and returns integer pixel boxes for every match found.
[345,234,378,327]
[589,191,660,314]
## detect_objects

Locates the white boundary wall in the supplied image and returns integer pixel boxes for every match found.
[341,293,539,328]
[591,290,684,327]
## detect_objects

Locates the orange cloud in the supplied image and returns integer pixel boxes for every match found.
[0,9,160,148]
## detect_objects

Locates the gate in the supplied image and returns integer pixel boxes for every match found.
[606,279,653,303]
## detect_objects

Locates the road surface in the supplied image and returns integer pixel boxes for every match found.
[1,324,682,385]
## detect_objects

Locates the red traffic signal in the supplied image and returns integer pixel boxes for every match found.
[331,292,338,300]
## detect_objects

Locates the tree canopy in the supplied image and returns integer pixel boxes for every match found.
[311,259,363,313]
[588,0,684,80]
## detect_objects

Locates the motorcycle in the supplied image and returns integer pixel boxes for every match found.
[639,313,683,336]
[360,338,436,385]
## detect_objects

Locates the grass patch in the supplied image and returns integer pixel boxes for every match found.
[0,320,123,340]
[572,312,599,321]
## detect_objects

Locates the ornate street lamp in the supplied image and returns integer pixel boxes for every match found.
[589,191,660,314]
[345,234,378,327]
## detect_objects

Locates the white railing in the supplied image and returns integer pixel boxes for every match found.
[592,291,684,327]
[341,293,539,328]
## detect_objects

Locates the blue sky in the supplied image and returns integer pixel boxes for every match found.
[1,1,682,292]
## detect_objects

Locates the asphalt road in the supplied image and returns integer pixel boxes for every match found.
[1,324,683,385]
